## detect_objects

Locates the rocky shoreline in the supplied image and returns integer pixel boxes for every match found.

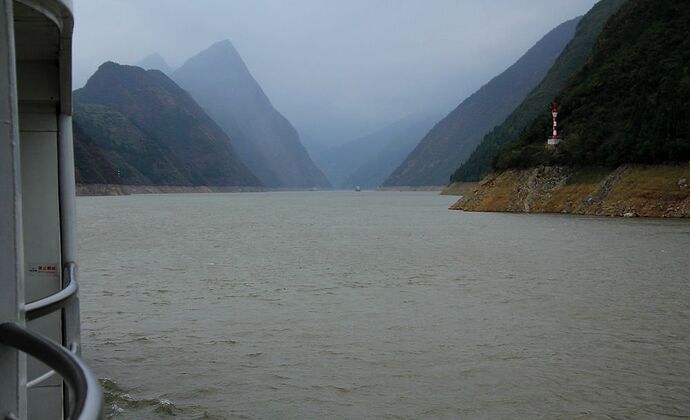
[450,165,689,218]
[440,182,478,196]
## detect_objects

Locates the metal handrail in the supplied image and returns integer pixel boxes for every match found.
[25,262,78,321]
[0,323,103,420]
[26,342,79,389]
[27,366,58,389]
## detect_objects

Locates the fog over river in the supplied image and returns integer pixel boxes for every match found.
[77,192,690,419]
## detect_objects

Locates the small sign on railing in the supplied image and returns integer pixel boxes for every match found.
[28,263,58,275]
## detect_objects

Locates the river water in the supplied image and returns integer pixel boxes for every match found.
[77,191,690,419]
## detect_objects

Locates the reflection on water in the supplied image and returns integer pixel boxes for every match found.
[77,192,690,418]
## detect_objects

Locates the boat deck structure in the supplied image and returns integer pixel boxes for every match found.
[1,0,102,418]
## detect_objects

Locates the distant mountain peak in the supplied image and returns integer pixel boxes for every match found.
[100,60,119,69]
[98,61,140,73]
[180,40,249,79]
[82,61,171,97]
[210,39,236,51]
[172,41,331,188]
[136,52,173,75]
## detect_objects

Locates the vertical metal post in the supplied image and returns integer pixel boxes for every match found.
[59,114,81,418]
[58,114,80,354]
[0,1,27,418]
[58,115,77,264]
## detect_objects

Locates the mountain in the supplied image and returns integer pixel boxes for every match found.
[492,0,690,170]
[450,0,627,183]
[172,40,330,189]
[136,53,173,75]
[299,132,330,164]
[342,116,438,189]
[450,0,689,218]
[315,114,437,188]
[73,121,119,184]
[382,17,581,187]
[73,62,261,187]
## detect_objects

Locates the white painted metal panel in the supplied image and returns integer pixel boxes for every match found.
[0,1,28,418]
[20,113,64,417]
[6,1,83,418]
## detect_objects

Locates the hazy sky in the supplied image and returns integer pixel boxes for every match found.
[74,0,598,146]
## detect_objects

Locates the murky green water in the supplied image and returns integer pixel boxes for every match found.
[77,191,690,419]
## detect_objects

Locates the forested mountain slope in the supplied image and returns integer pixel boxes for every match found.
[74,62,261,187]
[451,0,627,182]
[492,0,690,170]
[451,0,689,218]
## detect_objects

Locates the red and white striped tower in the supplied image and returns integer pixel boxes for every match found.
[547,102,560,146]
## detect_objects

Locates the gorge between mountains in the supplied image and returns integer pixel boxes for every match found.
[73,0,688,219]
[66,2,690,418]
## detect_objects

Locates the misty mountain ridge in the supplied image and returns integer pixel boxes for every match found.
[172,40,330,188]
[136,52,173,75]
[73,61,261,187]
[383,16,581,187]
[314,114,439,189]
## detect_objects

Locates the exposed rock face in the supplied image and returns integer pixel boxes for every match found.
[451,165,690,218]
[172,40,330,189]
[74,62,261,187]
[383,17,581,187]
[440,182,478,197]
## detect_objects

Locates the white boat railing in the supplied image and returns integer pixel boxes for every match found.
[25,263,79,321]
[0,263,103,420]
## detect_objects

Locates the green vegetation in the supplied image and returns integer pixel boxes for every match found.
[493,0,690,170]
[74,62,261,187]
[74,103,188,185]
[450,0,627,182]
[73,120,120,184]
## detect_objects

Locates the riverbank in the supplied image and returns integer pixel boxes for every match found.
[377,185,445,192]
[76,184,267,196]
[450,165,690,218]
[440,182,478,196]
